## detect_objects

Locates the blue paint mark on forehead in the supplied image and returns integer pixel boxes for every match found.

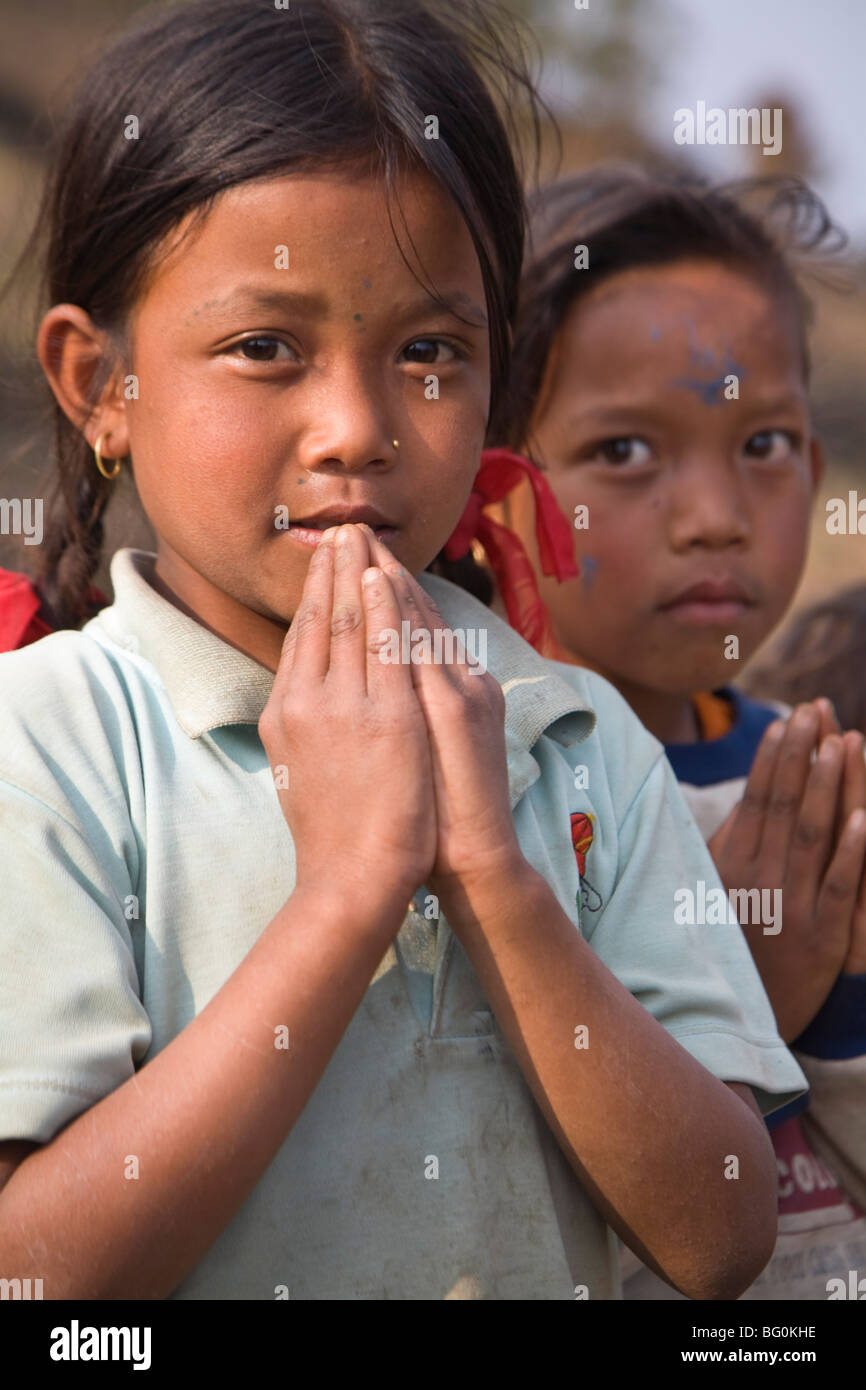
[671,348,747,406]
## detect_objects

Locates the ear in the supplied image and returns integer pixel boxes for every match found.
[808,434,826,493]
[36,304,131,459]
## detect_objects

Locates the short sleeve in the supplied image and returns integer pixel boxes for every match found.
[0,779,152,1143]
[580,750,808,1117]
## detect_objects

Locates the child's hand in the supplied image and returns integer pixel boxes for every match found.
[707,701,866,1039]
[359,526,524,898]
[258,525,437,906]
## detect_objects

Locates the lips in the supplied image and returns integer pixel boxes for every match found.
[289,505,398,530]
[661,579,754,608]
[285,505,399,550]
[659,577,756,626]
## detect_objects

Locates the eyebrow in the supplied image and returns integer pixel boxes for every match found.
[559,403,674,432]
[560,388,807,433]
[736,391,808,415]
[192,286,488,327]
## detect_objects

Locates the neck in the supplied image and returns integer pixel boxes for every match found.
[571,657,702,743]
[614,681,702,744]
[150,551,285,672]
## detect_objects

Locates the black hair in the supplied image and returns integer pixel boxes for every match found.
[487,162,847,456]
[4,0,552,628]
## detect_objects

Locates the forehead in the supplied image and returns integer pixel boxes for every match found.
[548,260,803,387]
[137,164,484,307]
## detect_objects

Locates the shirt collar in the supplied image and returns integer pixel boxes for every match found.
[91,550,596,801]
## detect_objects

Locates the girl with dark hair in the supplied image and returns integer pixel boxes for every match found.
[488,163,866,1299]
[0,6,804,1300]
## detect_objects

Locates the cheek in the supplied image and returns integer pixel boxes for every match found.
[547,475,657,583]
[136,336,273,449]
[415,385,487,466]
[540,528,649,622]
[131,380,277,516]
[536,481,659,646]
[754,506,810,597]
[411,404,487,527]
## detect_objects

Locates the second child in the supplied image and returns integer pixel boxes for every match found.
[489,165,866,1299]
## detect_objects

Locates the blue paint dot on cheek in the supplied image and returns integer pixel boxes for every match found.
[581,555,597,590]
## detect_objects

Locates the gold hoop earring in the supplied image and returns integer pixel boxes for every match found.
[94,432,121,481]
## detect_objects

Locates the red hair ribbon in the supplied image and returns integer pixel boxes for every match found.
[0,567,107,652]
[444,448,578,660]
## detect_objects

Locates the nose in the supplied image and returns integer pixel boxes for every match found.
[667,455,750,551]
[294,353,398,475]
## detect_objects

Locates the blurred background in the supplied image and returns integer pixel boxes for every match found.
[0,0,863,672]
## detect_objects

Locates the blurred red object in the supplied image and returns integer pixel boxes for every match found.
[0,567,106,651]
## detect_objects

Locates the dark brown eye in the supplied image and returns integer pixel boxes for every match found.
[233,337,294,362]
[744,430,797,461]
[400,338,458,365]
[591,437,652,466]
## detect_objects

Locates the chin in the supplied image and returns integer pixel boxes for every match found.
[669,670,736,696]
[613,659,732,698]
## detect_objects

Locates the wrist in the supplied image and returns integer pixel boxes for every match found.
[431,851,541,928]
[290,871,418,937]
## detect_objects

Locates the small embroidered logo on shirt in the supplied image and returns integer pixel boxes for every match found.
[571,811,602,917]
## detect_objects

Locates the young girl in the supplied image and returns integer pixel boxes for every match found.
[0,2,806,1301]
[486,164,866,1298]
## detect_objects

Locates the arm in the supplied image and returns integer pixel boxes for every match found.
[435,860,777,1302]
[0,880,408,1300]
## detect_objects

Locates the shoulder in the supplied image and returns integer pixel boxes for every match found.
[0,623,146,733]
[666,685,787,790]
[417,574,673,823]
[544,660,666,804]
[0,626,148,826]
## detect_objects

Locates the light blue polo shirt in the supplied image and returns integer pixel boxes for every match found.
[0,549,806,1299]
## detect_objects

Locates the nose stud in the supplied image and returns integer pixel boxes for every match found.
[392,439,399,449]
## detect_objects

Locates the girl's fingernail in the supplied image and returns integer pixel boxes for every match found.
[849,808,866,833]
[362,567,381,587]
